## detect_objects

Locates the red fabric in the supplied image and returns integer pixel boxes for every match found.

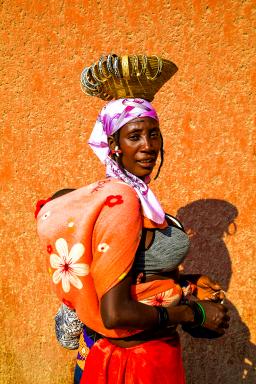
[34,198,51,218]
[81,337,185,384]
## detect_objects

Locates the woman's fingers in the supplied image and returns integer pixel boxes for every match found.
[221,321,230,329]
[219,314,230,329]
[198,301,230,333]
[212,290,226,303]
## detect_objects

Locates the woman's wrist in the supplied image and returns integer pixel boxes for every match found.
[154,306,169,328]
[166,305,195,326]
[184,301,206,327]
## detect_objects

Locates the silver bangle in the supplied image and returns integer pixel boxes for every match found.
[98,55,111,80]
[91,63,104,83]
[81,67,99,91]
[113,56,122,78]
[106,54,116,75]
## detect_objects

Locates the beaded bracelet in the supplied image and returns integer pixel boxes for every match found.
[186,301,206,328]
[154,306,169,328]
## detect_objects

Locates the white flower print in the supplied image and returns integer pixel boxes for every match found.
[97,243,110,253]
[41,211,51,220]
[140,289,181,308]
[50,238,89,293]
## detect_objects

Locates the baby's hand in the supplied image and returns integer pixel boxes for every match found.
[195,275,225,303]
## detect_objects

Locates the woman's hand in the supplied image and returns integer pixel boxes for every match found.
[196,300,230,335]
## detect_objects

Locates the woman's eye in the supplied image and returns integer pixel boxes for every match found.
[129,135,140,141]
[150,132,160,138]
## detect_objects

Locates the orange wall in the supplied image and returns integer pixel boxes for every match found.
[1,1,255,383]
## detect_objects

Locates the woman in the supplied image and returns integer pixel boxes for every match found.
[37,97,229,384]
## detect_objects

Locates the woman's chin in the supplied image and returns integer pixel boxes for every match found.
[123,164,155,180]
[135,170,153,180]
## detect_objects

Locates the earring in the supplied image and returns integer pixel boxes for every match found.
[110,146,122,157]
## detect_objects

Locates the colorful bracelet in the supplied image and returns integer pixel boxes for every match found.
[154,306,169,328]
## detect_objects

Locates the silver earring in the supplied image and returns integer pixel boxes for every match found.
[114,146,120,157]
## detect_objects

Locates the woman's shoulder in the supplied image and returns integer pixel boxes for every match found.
[36,179,139,221]
[89,178,139,199]
[49,179,137,201]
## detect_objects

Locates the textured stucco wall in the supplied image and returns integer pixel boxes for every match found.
[1,0,255,383]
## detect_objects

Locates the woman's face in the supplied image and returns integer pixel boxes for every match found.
[117,117,162,179]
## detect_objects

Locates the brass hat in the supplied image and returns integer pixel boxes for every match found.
[81,54,178,102]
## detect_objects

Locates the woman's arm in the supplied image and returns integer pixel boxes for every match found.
[100,274,229,334]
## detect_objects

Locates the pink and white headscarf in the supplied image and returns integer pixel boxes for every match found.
[88,98,165,224]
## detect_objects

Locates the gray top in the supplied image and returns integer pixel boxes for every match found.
[133,224,190,274]
[55,216,189,348]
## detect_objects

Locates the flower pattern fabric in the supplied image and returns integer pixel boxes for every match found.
[97,243,110,253]
[104,195,123,208]
[34,198,51,218]
[50,238,89,293]
[37,178,162,338]
[139,288,181,308]
[47,244,53,254]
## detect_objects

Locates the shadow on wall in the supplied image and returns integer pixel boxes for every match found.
[177,199,256,384]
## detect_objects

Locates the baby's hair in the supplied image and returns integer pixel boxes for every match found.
[51,188,76,200]
[35,188,76,218]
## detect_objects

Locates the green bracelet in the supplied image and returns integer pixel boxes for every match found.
[196,302,206,326]
[186,301,206,328]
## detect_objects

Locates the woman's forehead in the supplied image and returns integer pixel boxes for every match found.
[122,116,159,129]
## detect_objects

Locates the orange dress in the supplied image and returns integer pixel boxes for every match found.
[37,178,181,338]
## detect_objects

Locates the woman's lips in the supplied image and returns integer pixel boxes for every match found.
[136,159,156,168]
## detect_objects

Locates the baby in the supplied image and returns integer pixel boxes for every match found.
[36,187,224,382]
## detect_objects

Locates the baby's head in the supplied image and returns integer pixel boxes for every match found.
[34,189,76,218]
[51,189,76,200]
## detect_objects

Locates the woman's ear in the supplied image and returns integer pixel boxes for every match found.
[107,135,116,151]
[107,135,122,162]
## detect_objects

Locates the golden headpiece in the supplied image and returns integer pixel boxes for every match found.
[81,54,178,102]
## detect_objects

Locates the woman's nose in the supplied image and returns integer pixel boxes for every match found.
[141,136,153,150]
